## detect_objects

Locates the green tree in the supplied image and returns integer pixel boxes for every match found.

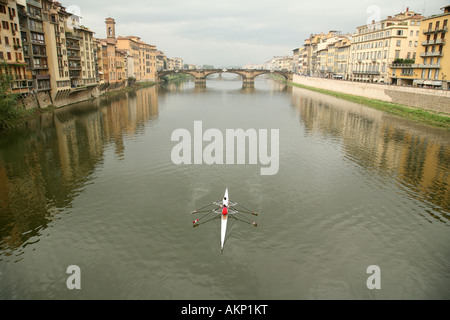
[0,63,30,130]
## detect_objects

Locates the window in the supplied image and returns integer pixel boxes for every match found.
[30,32,45,44]
[397,30,403,36]
[396,40,401,46]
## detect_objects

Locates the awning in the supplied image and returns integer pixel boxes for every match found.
[413,80,424,85]
[424,80,433,85]
[432,81,442,86]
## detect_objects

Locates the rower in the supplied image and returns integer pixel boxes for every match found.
[222,204,228,215]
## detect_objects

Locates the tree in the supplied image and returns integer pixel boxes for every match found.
[0,62,30,131]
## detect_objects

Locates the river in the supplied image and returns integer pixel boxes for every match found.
[0,76,449,299]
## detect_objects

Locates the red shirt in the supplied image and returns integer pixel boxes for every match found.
[222,207,228,215]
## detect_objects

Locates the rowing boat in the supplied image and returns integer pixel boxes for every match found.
[221,188,229,250]
[191,188,258,251]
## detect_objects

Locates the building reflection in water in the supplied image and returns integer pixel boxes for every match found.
[291,86,450,222]
[0,86,159,256]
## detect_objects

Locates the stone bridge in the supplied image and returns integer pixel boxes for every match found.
[157,69,293,86]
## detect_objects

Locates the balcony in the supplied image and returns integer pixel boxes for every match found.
[69,64,82,70]
[389,63,414,68]
[26,0,42,7]
[421,39,446,46]
[423,26,448,34]
[412,63,441,69]
[34,74,50,80]
[32,64,49,70]
[65,32,82,40]
[67,44,80,50]
[67,55,81,61]
[420,51,443,57]
[353,70,380,75]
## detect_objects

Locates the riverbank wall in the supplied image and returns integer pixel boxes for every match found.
[292,74,450,115]
[19,80,132,110]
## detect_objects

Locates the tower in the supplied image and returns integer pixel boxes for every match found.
[105,18,116,40]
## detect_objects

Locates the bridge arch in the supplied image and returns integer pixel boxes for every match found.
[158,70,198,80]
[157,69,293,84]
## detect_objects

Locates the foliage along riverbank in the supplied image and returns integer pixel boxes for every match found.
[0,72,34,131]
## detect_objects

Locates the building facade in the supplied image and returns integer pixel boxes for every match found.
[411,5,449,89]
[0,0,29,93]
[349,9,424,83]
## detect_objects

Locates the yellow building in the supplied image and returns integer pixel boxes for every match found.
[76,26,97,87]
[413,5,450,89]
[334,38,352,79]
[117,35,156,82]
[93,38,105,84]
[103,17,156,83]
[1,0,31,94]
[349,9,424,83]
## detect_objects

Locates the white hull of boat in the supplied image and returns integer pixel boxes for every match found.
[221,189,229,250]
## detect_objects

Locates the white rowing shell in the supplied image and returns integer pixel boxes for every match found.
[221,188,228,250]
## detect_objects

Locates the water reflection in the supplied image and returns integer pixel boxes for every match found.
[291,86,450,222]
[0,86,159,257]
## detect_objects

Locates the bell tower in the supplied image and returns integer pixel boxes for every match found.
[105,17,116,40]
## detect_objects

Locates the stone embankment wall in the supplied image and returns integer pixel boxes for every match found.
[19,81,128,110]
[292,74,450,115]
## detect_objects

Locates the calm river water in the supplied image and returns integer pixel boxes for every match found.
[0,76,449,299]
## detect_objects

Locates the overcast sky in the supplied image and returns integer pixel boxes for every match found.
[60,0,448,67]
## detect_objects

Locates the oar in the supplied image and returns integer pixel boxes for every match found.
[192,207,219,225]
[191,202,216,214]
[230,214,257,227]
[235,204,258,216]
[193,215,220,228]
[232,210,257,227]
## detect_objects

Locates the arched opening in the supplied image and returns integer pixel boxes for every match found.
[204,71,245,90]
